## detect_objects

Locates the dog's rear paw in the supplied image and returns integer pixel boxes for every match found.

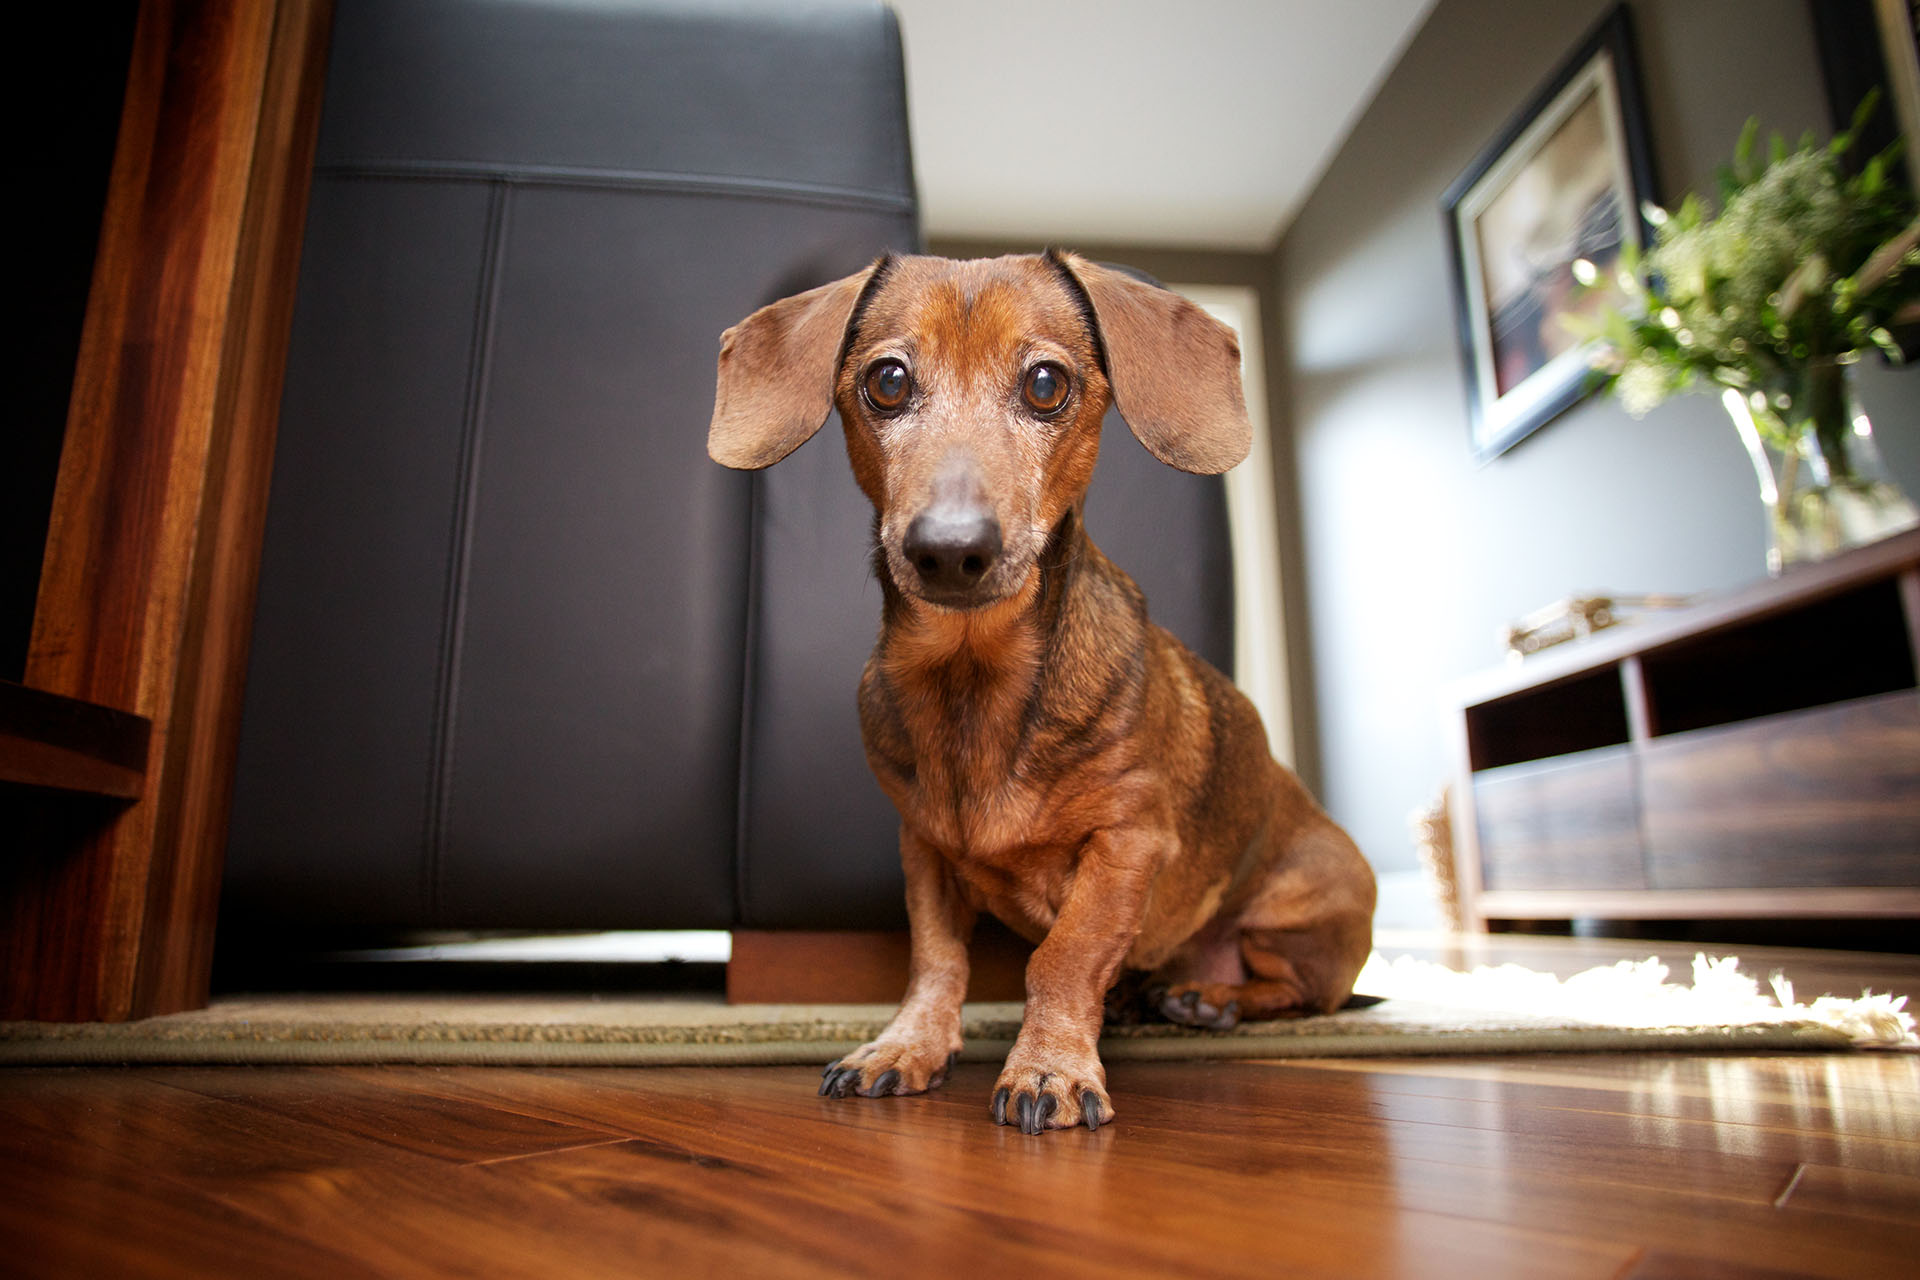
[818,1041,957,1100]
[1154,982,1242,1031]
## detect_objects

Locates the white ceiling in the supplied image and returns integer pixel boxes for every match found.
[887,0,1438,252]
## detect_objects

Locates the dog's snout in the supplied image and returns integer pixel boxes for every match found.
[904,508,1002,595]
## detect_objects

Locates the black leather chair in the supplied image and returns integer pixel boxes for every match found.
[222,0,1233,944]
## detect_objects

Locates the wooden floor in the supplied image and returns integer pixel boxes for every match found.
[4,937,1917,1278]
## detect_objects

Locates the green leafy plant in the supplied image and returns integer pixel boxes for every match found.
[1583,95,1920,464]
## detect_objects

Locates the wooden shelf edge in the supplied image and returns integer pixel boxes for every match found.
[0,680,149,801]
[1475,887,1920,922]
[1449,526,1920,711]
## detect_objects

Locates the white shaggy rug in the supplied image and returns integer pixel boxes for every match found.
[1353,952,1916,1048]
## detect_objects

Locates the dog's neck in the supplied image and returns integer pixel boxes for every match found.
[866,506,1149,815]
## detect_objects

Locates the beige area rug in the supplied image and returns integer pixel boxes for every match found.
[3,953,1911,1066]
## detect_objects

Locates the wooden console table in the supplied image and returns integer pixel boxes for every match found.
[0,0,331,1021]
[1448,527,1920,931]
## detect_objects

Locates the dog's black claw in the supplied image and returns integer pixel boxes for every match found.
[1194,998,1242,1031]
[1158,989,1205,1025]
[823,1067,863,1099]
[1081,1091,1106,1131]
[866,1069,901,1097]
[1157,987,1245,1030]
[992,1087,1012,1125]
[1015,1090,1056,1136]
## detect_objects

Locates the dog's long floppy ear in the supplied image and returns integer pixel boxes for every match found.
[708,264,877,470]
[1055,253,1252,475]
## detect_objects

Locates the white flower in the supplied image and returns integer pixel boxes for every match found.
[1616,361,1670,417]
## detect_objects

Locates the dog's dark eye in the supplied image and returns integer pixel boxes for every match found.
[1023,364,1069,415]
[864,360,912,412]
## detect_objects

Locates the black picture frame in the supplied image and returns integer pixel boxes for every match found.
[1443,5,1659,463]
[1810,0,1920,194]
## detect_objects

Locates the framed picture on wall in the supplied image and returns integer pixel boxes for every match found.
[1443,4,1658,463]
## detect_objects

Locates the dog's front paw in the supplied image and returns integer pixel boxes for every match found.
[819,1038,957,1100]
[990,1053,1112,1134]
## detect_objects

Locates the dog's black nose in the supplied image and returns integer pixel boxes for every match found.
[903,509,1002,596]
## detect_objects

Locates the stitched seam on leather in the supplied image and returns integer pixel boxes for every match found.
[731,469,764,926]
[315,161,916,214]
[426,178,512,922]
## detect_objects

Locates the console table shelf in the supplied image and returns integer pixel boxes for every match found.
[0,680,150,802]
[1448,528,1920,930]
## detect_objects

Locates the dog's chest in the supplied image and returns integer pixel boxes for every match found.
[865,665,1135,867]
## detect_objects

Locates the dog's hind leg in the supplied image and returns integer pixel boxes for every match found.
[1150,823,1375,1028]
[1123,917,1248,1029]
[1151,915,1371,1027]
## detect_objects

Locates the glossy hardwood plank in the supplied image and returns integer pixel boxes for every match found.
[1101,1071,1909,1279]
[1776,1162,1920,1225]
[146,1065,632,1165]
[0,1070,464,1185]
[0,1157,354,1280]
[1300,1050,1920,1112]
[356,1065,1633,1280]
[1290,1056,1920,1147]
[3,1045,1915,1278]
[0,1070,667,1280]
[9,1087,832,1280]
[351,1060,1907,1279]
[1619,1253,1821,1280]
[466,1126,1631,1280]
[1128,1068,1918,1184]
[204,1160,871,1280]
[0,1077,371,1280]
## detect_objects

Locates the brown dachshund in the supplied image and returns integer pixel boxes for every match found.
[708,252,1375,1134]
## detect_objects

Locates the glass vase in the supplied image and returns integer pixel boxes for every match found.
[1721,359,1919,575]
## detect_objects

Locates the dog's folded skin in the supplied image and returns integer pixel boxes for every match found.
[710,252,1376,1135]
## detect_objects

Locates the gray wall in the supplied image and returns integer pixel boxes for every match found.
[1274,0,1920,905]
